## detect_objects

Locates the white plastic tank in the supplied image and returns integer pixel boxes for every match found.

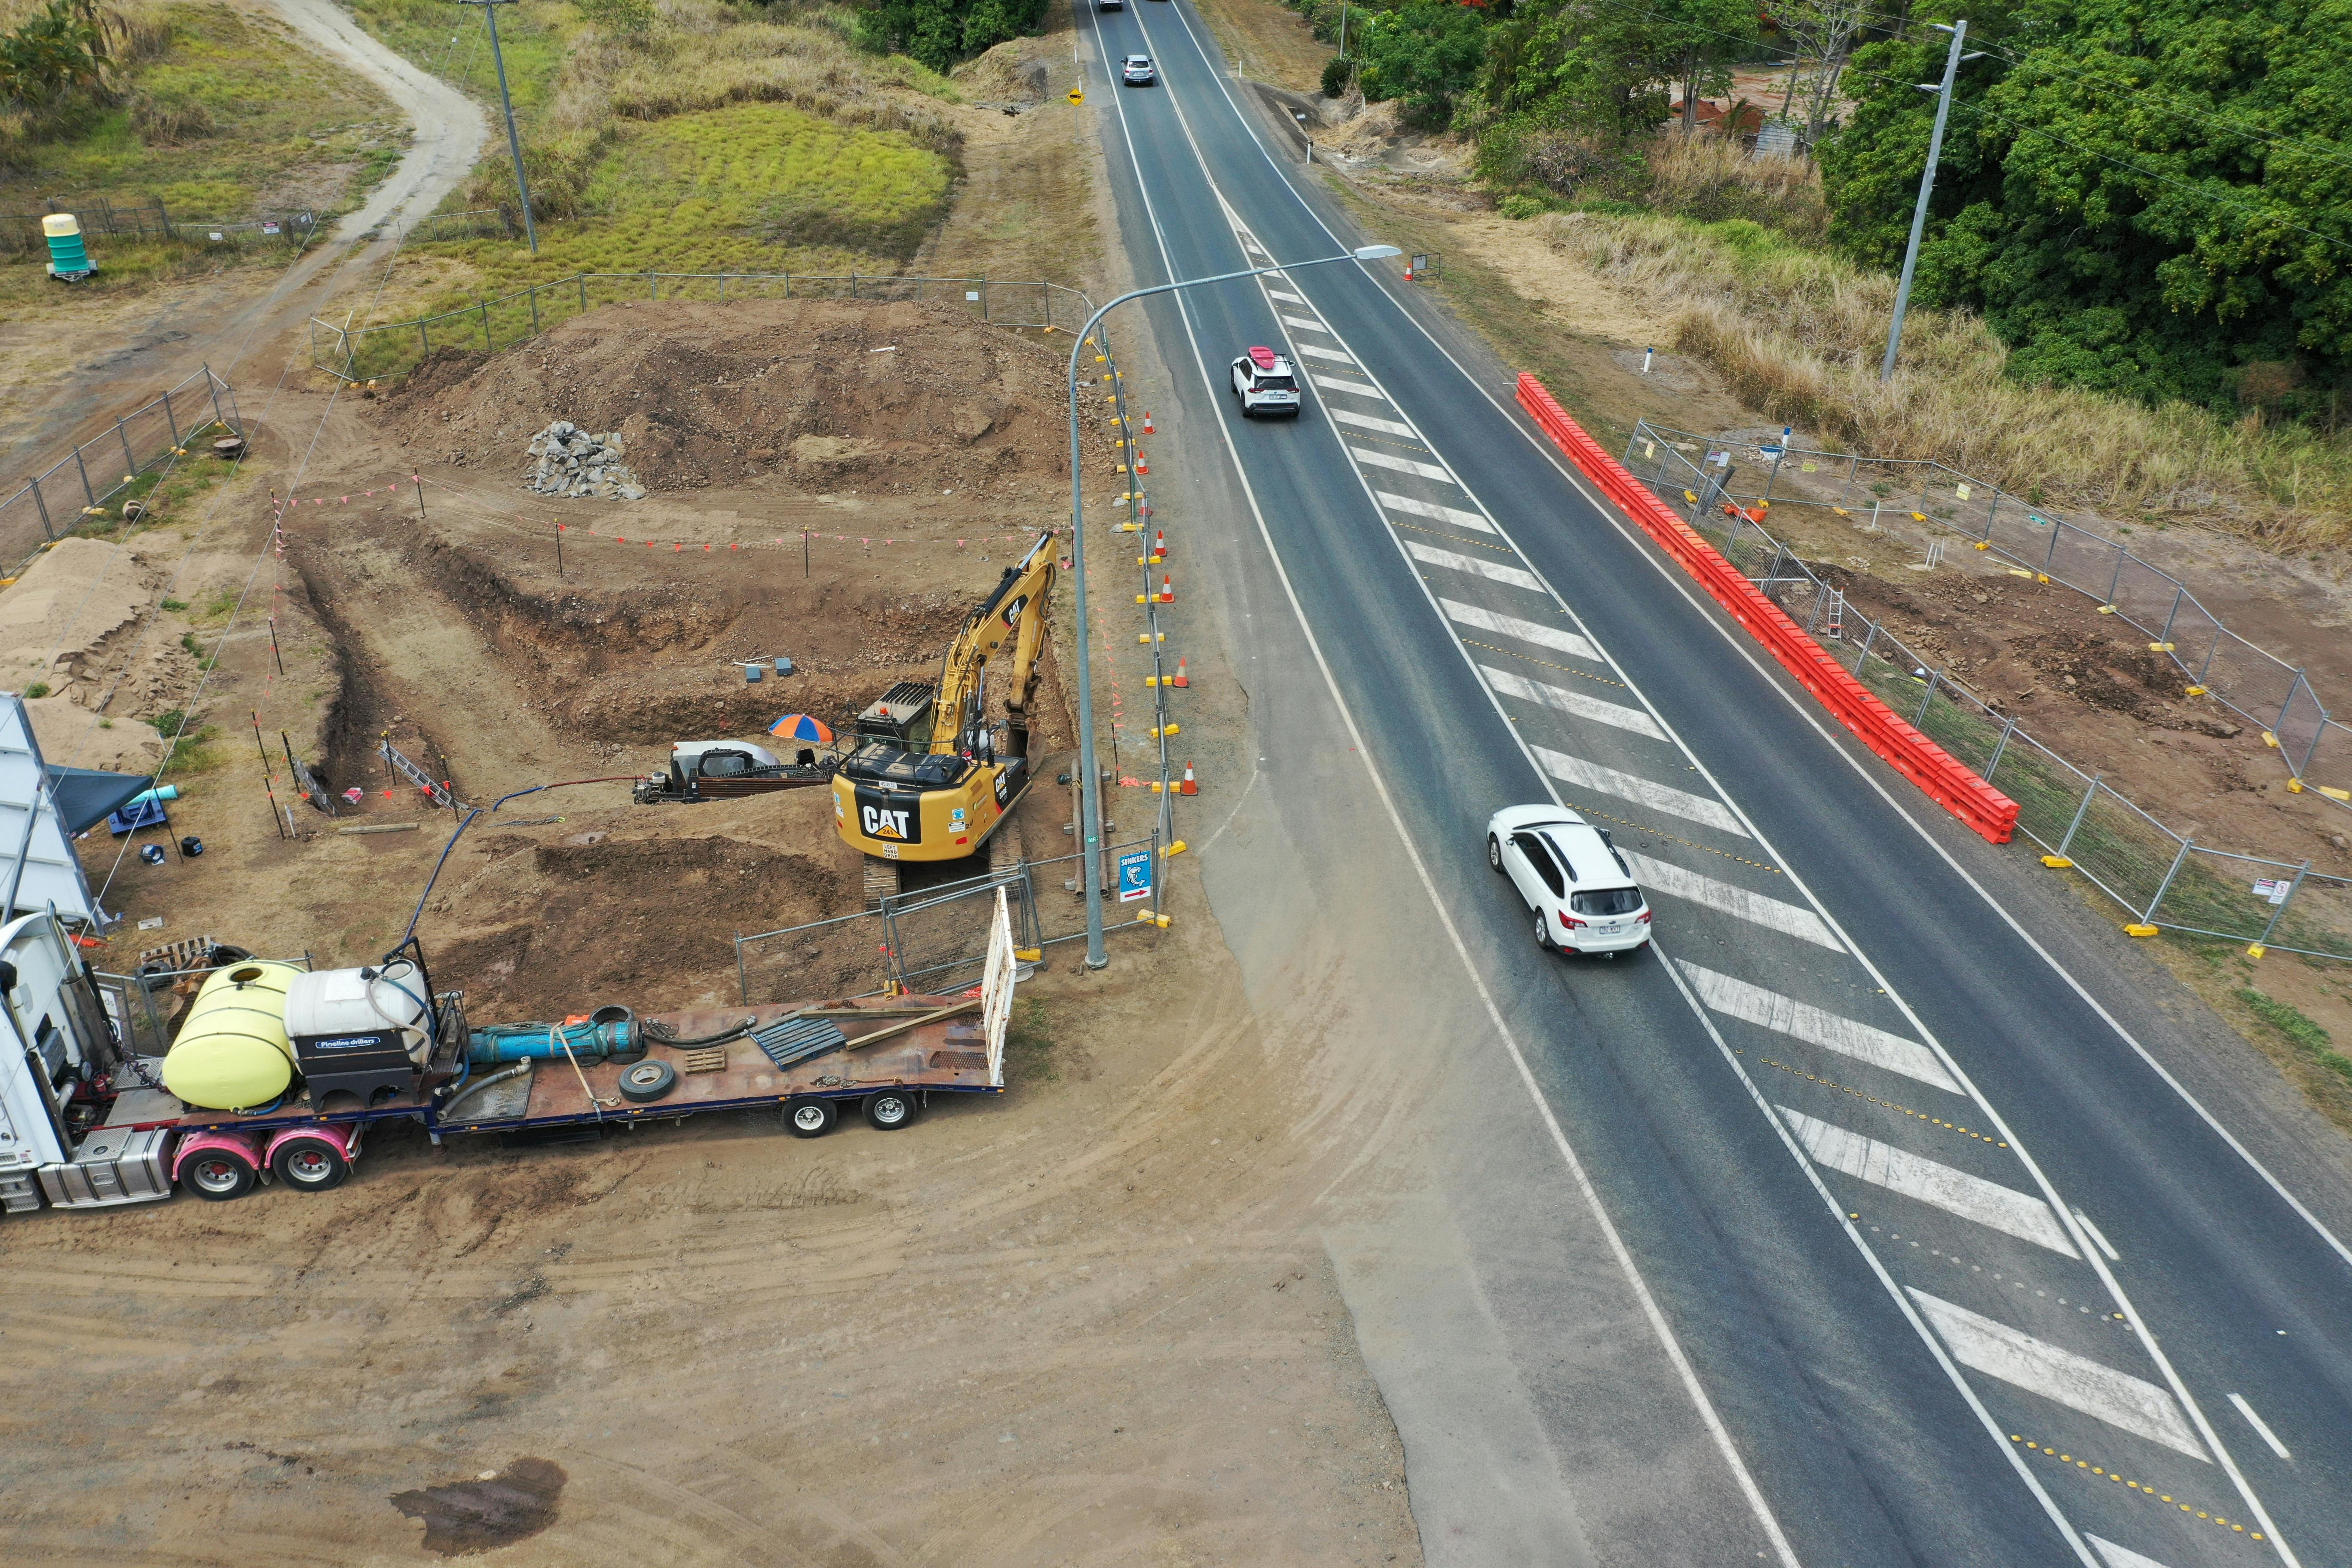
[284,961,431,1065]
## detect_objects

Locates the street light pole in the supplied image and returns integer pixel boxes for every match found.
[455,0,538,255]
[1066,244,1399,968]
[1880,19,1976,382]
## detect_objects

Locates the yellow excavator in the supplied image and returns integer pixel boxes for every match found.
[833,530,1057,871]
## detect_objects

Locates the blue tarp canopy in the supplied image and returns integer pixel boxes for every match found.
[46,765,153,836]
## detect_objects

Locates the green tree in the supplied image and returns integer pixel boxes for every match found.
[855,0,1045,74]
[0,0,107,105]
[1822,0,2352,413]
[1356,0,1493,129]
[1473,0,1755,143]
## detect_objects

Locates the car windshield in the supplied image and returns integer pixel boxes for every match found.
[1128,56,1149,65]
[1569,887,1643,916]
[1256,374,1295,392]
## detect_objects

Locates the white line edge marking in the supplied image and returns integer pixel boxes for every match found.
[1129,9,2308,1556]
[2086,1535,2177,1568]
[1081,12,1801,1563]
[2228,1392,2292,1459]
[2073,1208,2122,1262]
[1779,1106,2080,1257]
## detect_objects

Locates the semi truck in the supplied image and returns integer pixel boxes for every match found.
[0,894,1018,1217]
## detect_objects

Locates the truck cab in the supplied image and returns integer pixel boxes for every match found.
[1230,346,1301,418]
[0,912,169,1212]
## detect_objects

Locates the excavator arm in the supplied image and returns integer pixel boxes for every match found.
[931,531,1057,751]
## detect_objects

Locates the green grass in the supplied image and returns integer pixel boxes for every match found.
[1003,996,1056,1084]
[342,0,568,125]
[2236,989,2352,1089]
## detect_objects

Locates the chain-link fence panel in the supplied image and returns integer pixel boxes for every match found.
[1983,731,2097,851]
[0,367,239,576]
[2061,783,2183,917]
[2148,848,2303,944]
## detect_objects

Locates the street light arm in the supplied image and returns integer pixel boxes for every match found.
[1063,245,1397,968]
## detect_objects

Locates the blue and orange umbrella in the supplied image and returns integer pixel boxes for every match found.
[768,713,835,745]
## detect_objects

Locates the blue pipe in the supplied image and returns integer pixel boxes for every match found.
[467,1017,637,1065]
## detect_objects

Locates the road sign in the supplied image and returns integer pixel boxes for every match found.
[1068,88,1084,104]
[1117,848,1152,903]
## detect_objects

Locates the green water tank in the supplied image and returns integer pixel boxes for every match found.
[43,214,94,281]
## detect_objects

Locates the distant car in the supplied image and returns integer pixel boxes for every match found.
[1486,804,1652,958]
[1098,0,1123,9]
[1230,346,1301,417]
[1122,53,1156,85]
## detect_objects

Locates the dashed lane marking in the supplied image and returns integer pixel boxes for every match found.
[1379,490,1492,533]
[1483,665,1666,740]
[1779,1106,2081,1256]
[1406,542,1544,592]
[1913,1291,2209,1460]
[2014,1443,2261,1549]
[1291,342,1357,365]
[1267,288,1305,303]
[1311,373,1385,400]
[1754,1056,2004,1144]
[1356,447,1455,481]
[1443,600,1600,662]
[1389,519,1516,554]
[1281,314,1331,333]
[1623,851,1841,949]
[1680,963,1965,1095]
[1332,408,1419,438]
[1534,745,1747,836]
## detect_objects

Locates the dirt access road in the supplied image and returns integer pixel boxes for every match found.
[0,0,483,469]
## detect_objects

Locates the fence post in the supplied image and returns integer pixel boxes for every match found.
[1983,714,2016,780]
[2143,838,2193,923]
[161,387,176,444]
[73,446,95,506]
[735,930,747,1006]
[1840,453,1859,507]
[1853,620,1879,674]
[2276,669,2311,736]
[206,367,226,432]
[529,283,541,337]
[480,296,492,351]
[2257,860,2312,947]
[2158,584,2185,645]
[115,417,136,480]
[2297,711,2330,779]
[420,319,429,358]
[24,475,53,539]
[2105,544,2126,608]
[1914,668,1940,727]
[579,274,588,313]
[2055,775,2101,858]
[2043,516,2064,571]
[1985,489,1999,538]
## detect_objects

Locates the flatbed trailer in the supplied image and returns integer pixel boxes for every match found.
[0,896,1017,1215]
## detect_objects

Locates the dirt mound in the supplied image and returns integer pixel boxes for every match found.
[377,300,1072,500]
[435,833,844,1017]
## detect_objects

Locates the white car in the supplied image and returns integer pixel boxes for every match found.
[1121,53,1156,85]
[1486,804,1652,957]
[1230,346,1301,417]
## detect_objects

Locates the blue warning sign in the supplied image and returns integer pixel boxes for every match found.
[1118,849,1153,903]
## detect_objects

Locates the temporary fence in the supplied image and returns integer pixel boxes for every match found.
[395,208,516,246]
[732,834,1164,1004]
[1,200,319,257]
[1620,420,2352,961]
[310,273,1098,384]
[0,366,242,576]
[1633,422,2352,805]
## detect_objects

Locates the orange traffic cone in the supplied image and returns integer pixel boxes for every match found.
[1171,657,1189,687]
[1157,574,1174,603]
[1143,411,1156,434]
[1180,761,1197,796]
[1154,527,1168,555]
[1136,456,1149,475]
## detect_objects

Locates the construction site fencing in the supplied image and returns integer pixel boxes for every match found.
[1,200,319,257]
[310,273,1097,384]
[1624,422,2352,962]
[733,835,1162,1004]
[1633,421,2352,803]
[0,366,242,576]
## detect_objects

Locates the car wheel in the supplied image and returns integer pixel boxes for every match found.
[271,1136,349,1191]
[184,1149,256,1202]
[1534,910,1554,951]
[1486,834,1503,873]
[865,1090,919,1130]
[784,1097,837,1139]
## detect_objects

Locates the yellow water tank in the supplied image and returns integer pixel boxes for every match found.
[161,961,303,1111]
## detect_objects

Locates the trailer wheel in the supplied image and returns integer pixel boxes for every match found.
[619,1060,677,1102]
[864,1090,919,1131]
[272,1136,349,1192]
[784,1098,837,1139]
[184,1150,256,1201]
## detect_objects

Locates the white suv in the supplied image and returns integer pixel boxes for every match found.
[1486,804,1652,958]
[1230,346,1301,418]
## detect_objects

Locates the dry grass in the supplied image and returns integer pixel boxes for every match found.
[1640,135,1827,244]
[1544,208,2352,548]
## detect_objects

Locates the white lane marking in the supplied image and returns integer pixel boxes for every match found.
[1312,373,1386,400]
[1378,490,1492,533]
[1332,408,1418,438]
[2088,1537,2175,1568]
[1354,447,1450,482]
[1534,744,1746,836]
[1442,599,1598,661]
[1910,1290,2208,1459]
[2073,1209,2121,1262]
[1268,289,1305,302]
[2228,1393,2291,1459]
[1622,851,1840,949]
[1483,666,1666,740]
[1779,1107,2079,1256]
[1405,541,1543,592]
[1678,963,1964,1094]
[1090,38,1799,1562]
[1282,314,1331,333]
[1292,342,1357,364]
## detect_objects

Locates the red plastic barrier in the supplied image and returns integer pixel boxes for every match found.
[1514,374,2017,845]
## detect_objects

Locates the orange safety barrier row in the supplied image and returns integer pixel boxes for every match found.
[1515,374,2018,845]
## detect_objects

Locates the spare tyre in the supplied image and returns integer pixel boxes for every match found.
[618,1059,677,1103]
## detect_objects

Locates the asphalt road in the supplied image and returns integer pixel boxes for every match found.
[1074,5,2352,1565]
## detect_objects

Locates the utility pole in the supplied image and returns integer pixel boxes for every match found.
[1880,19,1978,381]
[453,0,538,255]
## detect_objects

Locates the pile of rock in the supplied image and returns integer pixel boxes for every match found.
[524,421,645,500]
